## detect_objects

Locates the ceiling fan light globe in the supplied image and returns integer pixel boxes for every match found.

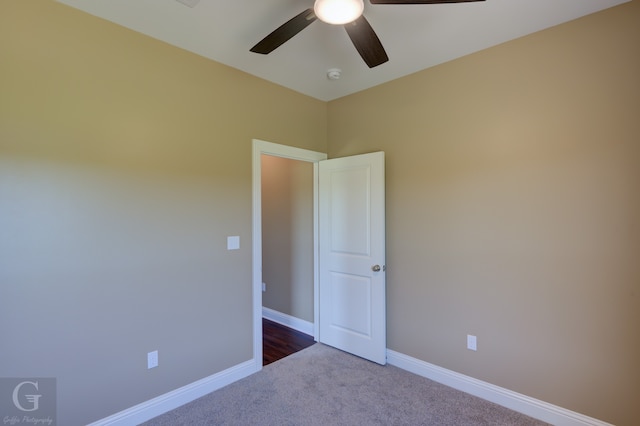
[314,0,364,25]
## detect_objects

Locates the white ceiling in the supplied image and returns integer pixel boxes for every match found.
[56,0,628,101]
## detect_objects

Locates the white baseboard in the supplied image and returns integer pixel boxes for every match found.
[89,343,610,426]
[386,350,613,426]
[88,359,257,426]
[262,307,314,336]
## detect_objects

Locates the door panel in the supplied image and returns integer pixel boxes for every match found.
[330,272,371,336]
[319,151,386,365]
[329,166,370,255]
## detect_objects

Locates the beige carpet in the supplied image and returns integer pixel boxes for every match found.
[144,343,549,425]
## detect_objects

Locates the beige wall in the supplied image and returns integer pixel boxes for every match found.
[0,2,326,425]
[327,2,640,425]
[261,155,314,322]
[2,0,639,425]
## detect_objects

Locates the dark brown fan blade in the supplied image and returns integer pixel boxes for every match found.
[370,0,484,4]
[250,9,317,54]
[344,15,389,68]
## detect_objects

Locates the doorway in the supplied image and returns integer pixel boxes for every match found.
[252,140,327,370]
[261,154,314,364]
[252,140,387,368]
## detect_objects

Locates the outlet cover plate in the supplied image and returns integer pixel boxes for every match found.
[467,335,477,351]
[148,350,158,369]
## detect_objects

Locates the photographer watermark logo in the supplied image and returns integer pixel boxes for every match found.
[12,381,41,412]
[1,378,56,426]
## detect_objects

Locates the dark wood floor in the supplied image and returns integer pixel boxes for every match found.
[262,318,315,366]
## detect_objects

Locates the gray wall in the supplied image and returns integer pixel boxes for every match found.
[261,155,314,322]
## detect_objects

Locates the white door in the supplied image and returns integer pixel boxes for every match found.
[318,151,386,365]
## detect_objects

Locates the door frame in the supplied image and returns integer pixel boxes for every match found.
[251,139,327,371]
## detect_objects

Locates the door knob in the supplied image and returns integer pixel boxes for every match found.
[372,265,381,272]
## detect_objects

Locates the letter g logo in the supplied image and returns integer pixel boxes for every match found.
[12,380,42,412]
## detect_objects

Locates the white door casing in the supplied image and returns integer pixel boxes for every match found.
[252,139,326,371]
[318,152,386,365]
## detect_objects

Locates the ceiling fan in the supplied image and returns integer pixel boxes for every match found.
[251,0,486,68]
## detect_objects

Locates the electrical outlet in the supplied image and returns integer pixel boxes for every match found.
[467,335,477,351]
[147,350,158,369]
